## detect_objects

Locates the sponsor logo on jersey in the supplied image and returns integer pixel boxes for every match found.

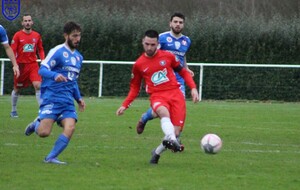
[62,66,80,73]
[151,68,169,86]
[2,0,20,21]
[23,44,34,52]
[143,67,149,72]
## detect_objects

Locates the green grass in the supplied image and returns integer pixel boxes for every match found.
[0,96,299,190]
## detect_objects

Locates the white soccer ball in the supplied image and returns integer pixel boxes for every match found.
[200,133,222,154]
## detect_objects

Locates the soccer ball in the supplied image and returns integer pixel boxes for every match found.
[200,133,222,154]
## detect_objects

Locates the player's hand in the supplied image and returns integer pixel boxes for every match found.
[54,74,68,82]
[187,68,194,77]
[116,106,126,116]
[191,88,199,103]
[13,65,20,78]
[78,99,86,112]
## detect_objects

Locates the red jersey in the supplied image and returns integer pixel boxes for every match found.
[122,49,196,108]
[11,30,45,64]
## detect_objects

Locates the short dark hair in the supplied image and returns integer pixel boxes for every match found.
[170,12,185,21]
[144,29,159,39]
[63,21,81,35]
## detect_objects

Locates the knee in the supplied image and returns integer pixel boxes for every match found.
[63,124,76,138]
[33,83,41,90]
[37,128,51,138]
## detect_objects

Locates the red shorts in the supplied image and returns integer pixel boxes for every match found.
[150,88,186,130]
[14,62,41,89]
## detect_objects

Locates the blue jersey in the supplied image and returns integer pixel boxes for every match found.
[39,43,83,106]
[0,25,9,44]
[159,31,191,94]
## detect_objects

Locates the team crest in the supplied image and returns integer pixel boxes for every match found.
[175,41,181,49]
[166,37,172,43]
[71,57,76,66]
[182,40,187,46]
[63,52,69,58]
[2,0,20,21]
[160,60,166,66]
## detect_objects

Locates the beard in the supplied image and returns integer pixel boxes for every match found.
[171,27,182,35]
[67,38,79,49]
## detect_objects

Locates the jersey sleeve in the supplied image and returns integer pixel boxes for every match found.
[73,82,82,102]
[37,34,45,60]
[171,53,196,89]
[39,48,60,79]
[0,26,9,44]
[10,33,19,56]
[122,64,143,108]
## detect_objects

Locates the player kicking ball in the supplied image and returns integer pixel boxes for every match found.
[25,21,85,164]
[116,29,198,164]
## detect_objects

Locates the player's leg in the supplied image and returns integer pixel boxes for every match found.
[44,110,77,164]
[136,107,156,134]
[10,86,20,117]
[30,63,43,105]
[156,106,181,152]
[32,81,42,105]
[44,118,75,165]
[169,91,186,152]
[150,143,166,164]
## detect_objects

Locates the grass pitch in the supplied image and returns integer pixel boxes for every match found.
[0,96,299,190]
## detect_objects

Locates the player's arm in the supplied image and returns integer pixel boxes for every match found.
[37,35,45,60]
[173,55,199,102]
[176,66,199,102]
[116,66,142,115]
[73,83,85,112]
[10,33,18,56]
[39,51,67,82]
[183,56,194,77]
[3,43,19,77]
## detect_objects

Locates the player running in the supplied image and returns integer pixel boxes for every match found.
[136,13,194,136]
[24,21,85,164]
[10,14,45,118]
[116,29,198,164]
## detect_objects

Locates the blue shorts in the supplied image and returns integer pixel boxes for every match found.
[38,103,78,126]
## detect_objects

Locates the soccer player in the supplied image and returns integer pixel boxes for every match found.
[0,25,19,77]
[136,13,194,135]
[10,14,45,118]
[24,21,86,164]
[116,29,199,164]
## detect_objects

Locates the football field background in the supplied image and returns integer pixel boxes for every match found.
[0,96,299,190]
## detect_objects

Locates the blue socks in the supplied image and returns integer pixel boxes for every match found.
[46,134,69,160]
[141,108,154,123]
[34,119,40,134]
